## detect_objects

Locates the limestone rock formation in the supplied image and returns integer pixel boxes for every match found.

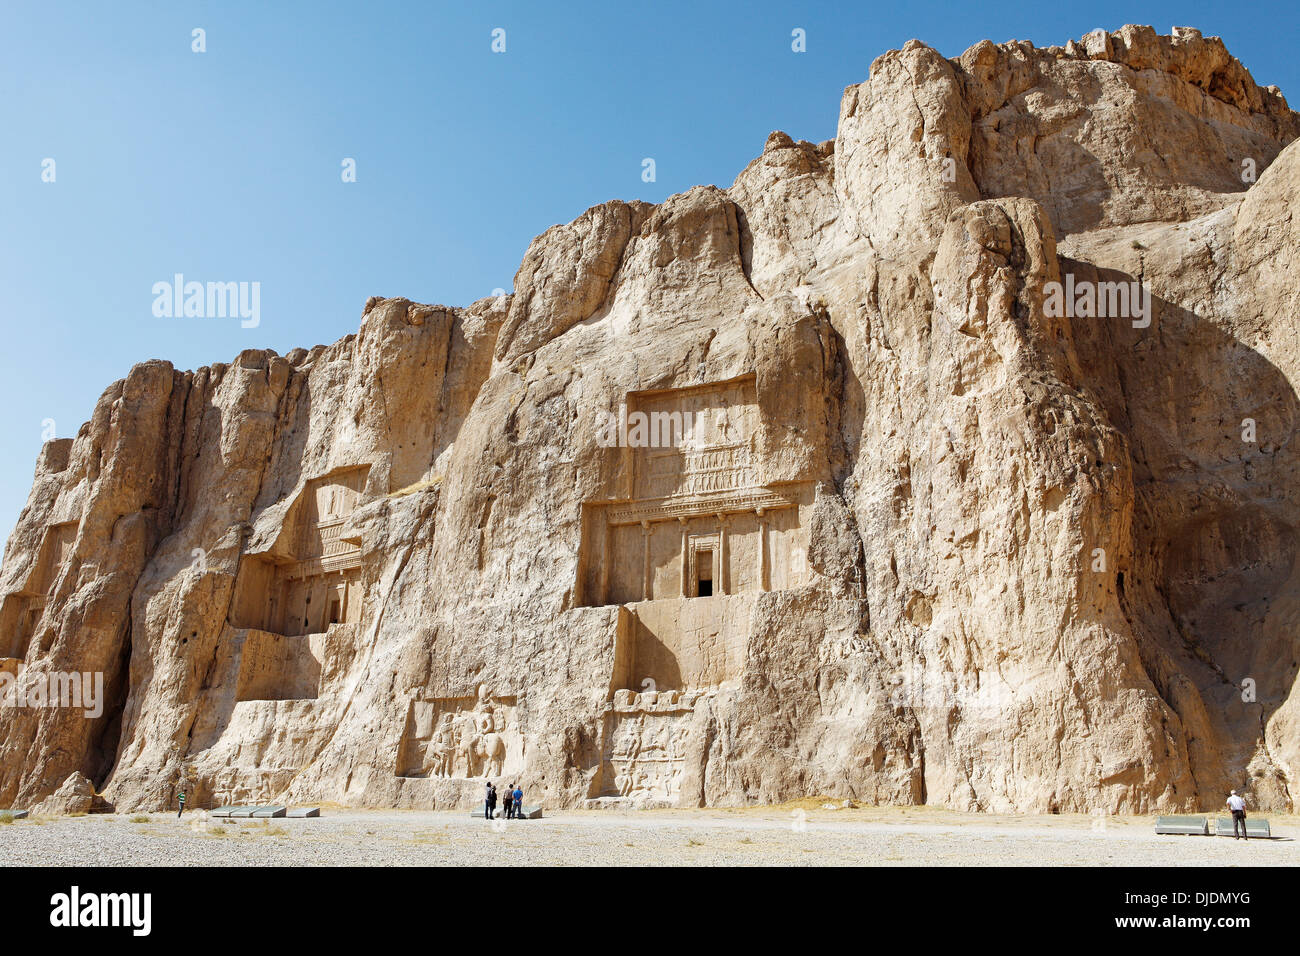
[33,771,95,816]
[3,26,1299,814]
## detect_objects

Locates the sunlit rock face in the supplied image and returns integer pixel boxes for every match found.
[3,25,1300,814]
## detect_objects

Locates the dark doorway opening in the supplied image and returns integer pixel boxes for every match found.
[696,549,714,598]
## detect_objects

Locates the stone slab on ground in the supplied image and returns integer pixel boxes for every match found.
[285,807,320,818]
[1155,815,1209,835]
[209,806,250,818]
[250,805,287,818]
[1,809,29,820]
[1214,817,1271,838]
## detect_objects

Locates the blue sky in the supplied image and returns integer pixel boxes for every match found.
[2,0,1297,544]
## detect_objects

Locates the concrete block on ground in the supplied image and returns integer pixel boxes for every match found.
[1214,817,1270,838]
[1155,815,1208,835]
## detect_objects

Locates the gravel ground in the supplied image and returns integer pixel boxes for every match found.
[1,807,1294,866]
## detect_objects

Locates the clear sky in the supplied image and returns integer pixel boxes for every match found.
[2,0,1297,545]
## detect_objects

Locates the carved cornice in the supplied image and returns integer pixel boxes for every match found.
[604,486,802,526]
[285,549,362,581]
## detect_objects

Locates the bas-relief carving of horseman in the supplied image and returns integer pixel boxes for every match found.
[433,685,507,778]
[603,704,695,800]
[211,767,271,807]
[611,714,646,761]
[414,684,514,779]
[468,685,507,777]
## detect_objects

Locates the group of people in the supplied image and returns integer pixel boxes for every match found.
[483,781,525,820]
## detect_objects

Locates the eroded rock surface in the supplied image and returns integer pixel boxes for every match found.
[3,26,1299,814]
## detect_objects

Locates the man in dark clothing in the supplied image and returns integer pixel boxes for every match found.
[503,784,515,820]
[484,782,496,820]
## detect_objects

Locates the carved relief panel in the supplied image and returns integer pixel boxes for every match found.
[396,685,524,779]
[632,378,759,501]
[598,689,703,802]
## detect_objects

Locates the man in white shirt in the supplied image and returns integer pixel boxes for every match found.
[1226,790,1248,840]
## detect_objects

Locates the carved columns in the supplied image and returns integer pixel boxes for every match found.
[600,520,612,605]
[678,517,689,598]
[641,520,652,601]
[716,513,728,596]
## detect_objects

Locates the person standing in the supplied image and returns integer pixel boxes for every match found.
[512,784,523,819]
[484,781,496,820]
[503,783,514,820]
[176,788,186,818]
[1227,790,1248,840]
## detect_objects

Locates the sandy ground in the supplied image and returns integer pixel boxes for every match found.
[2,804,1295,866]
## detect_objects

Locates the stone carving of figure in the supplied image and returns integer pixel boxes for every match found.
[716,398,731,442]
[455,713,476,778]
[623,715,645,762]
[468,686,506,777]
[651,771,671,801]
[430,713,456,778]
[629,766,649,797]
[670,724,689,759]
[472,731,506,778]
[668,764,683,797]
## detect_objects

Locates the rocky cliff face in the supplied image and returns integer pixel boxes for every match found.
[4,25,1300,814]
